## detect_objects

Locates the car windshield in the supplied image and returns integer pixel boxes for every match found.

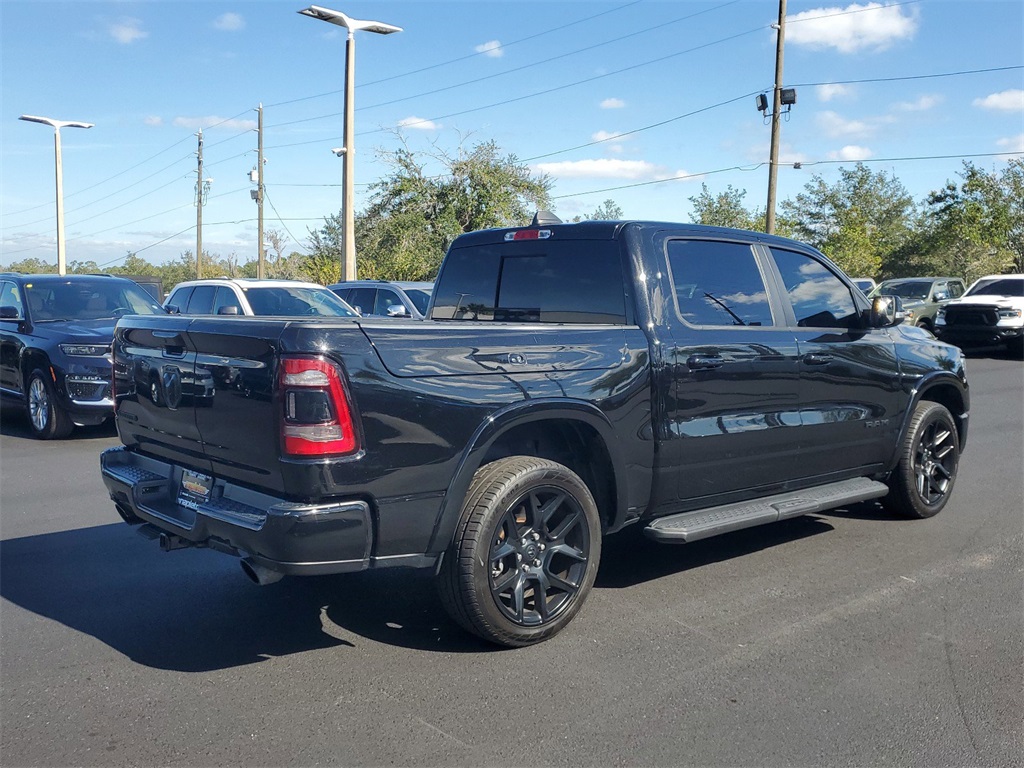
[241,286,358,316]
[965,278,1024,297]
[25,279,165,321]
[405,288,432,315]
[877,280,931,300]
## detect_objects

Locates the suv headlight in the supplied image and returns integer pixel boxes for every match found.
[998,308,1022,320]
[59,344,110,357]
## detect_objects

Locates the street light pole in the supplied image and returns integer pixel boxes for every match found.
[19,115,94,276]
[298,5,402,282]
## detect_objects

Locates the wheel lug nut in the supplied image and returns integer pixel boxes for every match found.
[532,532,541,541]
[521,564,529,572]
[538,543,545,551]
[516,553,522,561]
[533,559,541,567]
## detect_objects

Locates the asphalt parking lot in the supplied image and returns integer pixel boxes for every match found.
[1,349,1021,767]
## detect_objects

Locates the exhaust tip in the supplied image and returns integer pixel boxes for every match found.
[240,557,284,586]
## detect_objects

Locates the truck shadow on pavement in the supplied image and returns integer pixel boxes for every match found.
[0,508,886,664]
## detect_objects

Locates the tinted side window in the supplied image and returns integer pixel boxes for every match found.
[167,287,193,311]
[374,289,403,315]
[666,240,774,327]
[186,285,216,315]
[770,248,860,329]
[214,286,242,314]
[948,282,964,298]
[0,281,23,318]
[347,288,376,315]
[432,241,626,324]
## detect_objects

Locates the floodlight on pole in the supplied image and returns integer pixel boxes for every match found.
[299,5,402,283]
[19,114,94,276]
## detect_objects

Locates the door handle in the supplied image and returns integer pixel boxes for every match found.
[802,352,834,366]
[153,330,180,339]
[687,354,725,371]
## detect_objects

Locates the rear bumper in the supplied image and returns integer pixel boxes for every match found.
[100,446,375,575]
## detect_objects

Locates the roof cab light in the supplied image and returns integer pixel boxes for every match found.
[279,356,359,457]
[505,229,552,242]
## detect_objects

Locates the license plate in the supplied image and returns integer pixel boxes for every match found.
[177,468,213,510]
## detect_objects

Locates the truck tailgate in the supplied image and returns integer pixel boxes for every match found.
[115,316,288,494]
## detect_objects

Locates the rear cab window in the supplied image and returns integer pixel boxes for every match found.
[432,239,628,324]
[665,240,774,327]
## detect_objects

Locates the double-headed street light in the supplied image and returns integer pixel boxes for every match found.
[19,115,94,276]
[298,5,401,283]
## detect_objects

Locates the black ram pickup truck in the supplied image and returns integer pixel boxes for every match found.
[101,218,969,646]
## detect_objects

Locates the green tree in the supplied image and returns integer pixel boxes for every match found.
[780,164,915,278]
[918,159,1022,282]
[689,184,763,231]
[308,138,552,283]
[571,199,624,222]
[2,257,57,274]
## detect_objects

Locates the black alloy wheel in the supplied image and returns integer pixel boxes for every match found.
[438,456,602,647]
[884,401,959,518]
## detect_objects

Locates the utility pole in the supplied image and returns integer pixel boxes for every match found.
[256,104,265,279]
[765,0,787,235]
[195,129,206,278]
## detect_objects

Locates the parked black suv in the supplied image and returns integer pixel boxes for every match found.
[0,273,165,438]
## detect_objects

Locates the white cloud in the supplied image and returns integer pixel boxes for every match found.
[110,18,147,44]
[173,116,257,131]
[997,134,1024,153]
[475,40,503,58]
[827,145,874,161]
[600,98,625,109]
[817,110,875,138]
[973,89,1024,112]
[213,13,245,31]
[893,94,942,111]
[816,84,852,102]
[144,116,163,127]
[532,159,661,180]
[397,116,441,131]
[591,130,628,143]
[786,2,917,53]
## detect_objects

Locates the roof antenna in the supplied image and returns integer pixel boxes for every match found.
[531,210,562,226]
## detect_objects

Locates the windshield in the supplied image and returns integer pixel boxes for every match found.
[876,280,932,300]
[965,278,1024,298]
[25,279,165,321]
[405,288,432,315]
[242,286,358,316]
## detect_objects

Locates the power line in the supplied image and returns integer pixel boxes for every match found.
[551,151,1024,202]
[267,1,744,130]
[263,188,310,254]
[792,64,1023,89]
[264,0,647,109]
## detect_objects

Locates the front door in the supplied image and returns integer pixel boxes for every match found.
[765,246,901,478]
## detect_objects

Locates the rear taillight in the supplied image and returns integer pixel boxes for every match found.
[279,356,359,457]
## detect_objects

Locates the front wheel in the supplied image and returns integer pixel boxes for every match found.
[883,401,959,518]
[26,368,74,440]
[438,457,602,647]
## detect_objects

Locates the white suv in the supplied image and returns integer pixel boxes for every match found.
[165,278,358,317]
[935,274,1024,355]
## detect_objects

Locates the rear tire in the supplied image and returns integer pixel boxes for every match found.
[438,456,601,647]
[883,401,959,519]
[26,368,74,440]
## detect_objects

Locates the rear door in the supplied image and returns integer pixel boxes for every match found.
[765,246,900,477]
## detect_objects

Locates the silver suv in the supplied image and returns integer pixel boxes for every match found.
[328,280,433,320]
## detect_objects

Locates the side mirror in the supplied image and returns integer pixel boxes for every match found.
[165,304,181,315]
[871,295,906,328]
[932,291,948,302]
[386,304,410,318]
[0,305,22,320]
[217,306,240,315]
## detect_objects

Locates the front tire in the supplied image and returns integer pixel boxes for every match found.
[26,368,73,440]
[883,401,959,518]
[438,457,602,647]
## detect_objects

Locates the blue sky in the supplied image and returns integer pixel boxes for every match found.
[1,0,1022,269]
